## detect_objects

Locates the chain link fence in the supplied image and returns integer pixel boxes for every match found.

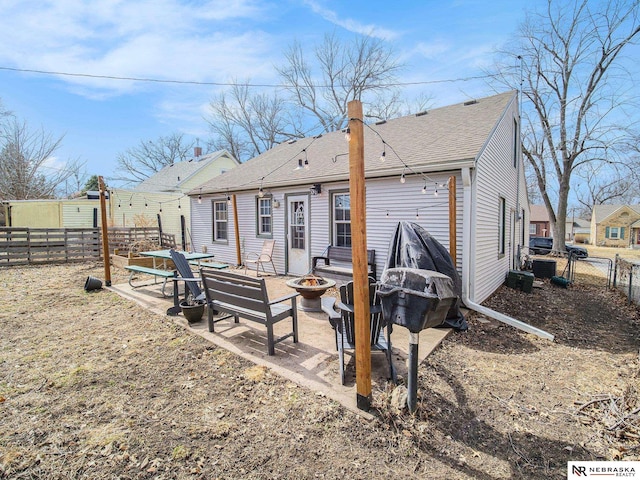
[613,255,640,306]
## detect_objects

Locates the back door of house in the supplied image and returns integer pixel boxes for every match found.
[286,194,309,275]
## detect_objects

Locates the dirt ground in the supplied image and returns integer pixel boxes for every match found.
[1,252,640,479]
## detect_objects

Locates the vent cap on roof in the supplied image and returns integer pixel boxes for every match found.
[464,99,478,106]
[415,110,428,117]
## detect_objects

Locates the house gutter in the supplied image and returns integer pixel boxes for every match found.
[461,167,554,341]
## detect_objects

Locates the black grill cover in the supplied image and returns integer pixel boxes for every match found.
[383,221,467,331]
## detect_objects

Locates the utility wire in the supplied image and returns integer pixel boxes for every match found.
[0,65,500,88]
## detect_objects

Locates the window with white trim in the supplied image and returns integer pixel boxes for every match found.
[257,197,272,236]
[213,200,228,241]
[333,193,351,247]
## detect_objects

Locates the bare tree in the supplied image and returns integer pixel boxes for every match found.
[115,133,196,186]
[494,0,640,252]
[0,117,81,200]
[207,32,404,161]
[207,83,304,162]
[277,32,403,131]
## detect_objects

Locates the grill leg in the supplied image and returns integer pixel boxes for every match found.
[407,332,419,413]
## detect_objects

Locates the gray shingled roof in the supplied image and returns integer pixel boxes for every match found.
[135,150,230,193]
[592,204,640,223]
[191,91,517,195]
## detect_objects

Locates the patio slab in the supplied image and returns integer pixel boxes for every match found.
[108,268,451,416]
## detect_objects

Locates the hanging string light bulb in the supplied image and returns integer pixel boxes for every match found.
[227,194,232,205]
[434,182,439,197]
[380,141,386,162]
[421,182,427,194]
[400,172,406,184]
[198,188,202,204]
[415,209,420,220]
[344,127,351,142]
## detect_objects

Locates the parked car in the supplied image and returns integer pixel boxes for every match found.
[528,237,589,259]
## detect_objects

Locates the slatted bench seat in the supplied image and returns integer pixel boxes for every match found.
[312,246,376,281]
[125,265,176,297]
[200,268,299,356]
[188,260,229,270]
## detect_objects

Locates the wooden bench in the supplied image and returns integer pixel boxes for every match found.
[312,246,377,281]
[125,265,176,297]
[200,268,299,356]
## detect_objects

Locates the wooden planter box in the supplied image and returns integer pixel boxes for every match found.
[111,251,175,270]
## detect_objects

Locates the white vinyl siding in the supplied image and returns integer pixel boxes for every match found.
[471,95,520,303]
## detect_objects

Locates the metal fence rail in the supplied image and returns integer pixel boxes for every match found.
[0,227,175,266]
[613,255,640,306]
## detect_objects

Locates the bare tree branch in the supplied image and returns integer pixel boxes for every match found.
[0,117,81,200]
[493,0,640,250]
[115,133,196,186]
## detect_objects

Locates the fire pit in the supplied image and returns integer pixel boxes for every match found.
[285,274,336,312]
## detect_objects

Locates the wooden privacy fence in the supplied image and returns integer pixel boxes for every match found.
[0,227,175,266]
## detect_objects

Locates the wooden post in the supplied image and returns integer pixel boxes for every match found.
[348,100,372,411]
[448,175,457,265]
[232,194,242,266]
[98,176,112,287]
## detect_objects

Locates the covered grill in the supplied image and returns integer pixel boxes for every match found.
[379,222,466,412]
[378,268,458,333]
[382,221,467,331]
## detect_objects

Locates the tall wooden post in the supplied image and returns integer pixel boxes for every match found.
[98,176,112,287]
[448,175,457,265]
[348,100,372,411]
[232,194,242,266]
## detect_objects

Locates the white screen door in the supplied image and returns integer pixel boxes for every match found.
[286,195,309,275]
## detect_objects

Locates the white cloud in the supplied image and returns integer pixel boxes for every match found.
[0,0,277,96]
[302,0,399,40]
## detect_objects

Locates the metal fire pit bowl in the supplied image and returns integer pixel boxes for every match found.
[285,275,336,312]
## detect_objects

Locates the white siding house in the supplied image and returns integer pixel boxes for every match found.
[188,91,528,305]
[110,149,240,249]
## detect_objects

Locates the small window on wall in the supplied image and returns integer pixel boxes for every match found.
[498,197,506,255]
[333,193,351,247]
[529,224,537,235]
[257,197,272,236]
[606,226,624,240]
[213,200,228,242]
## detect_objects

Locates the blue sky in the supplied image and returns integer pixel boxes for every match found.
[0,0,532,189]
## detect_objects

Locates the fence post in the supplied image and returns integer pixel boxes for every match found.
[629,264,635,306]
[613,254,619,288]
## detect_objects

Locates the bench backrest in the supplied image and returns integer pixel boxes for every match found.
[200,268,270,315]
[327,246,375,265]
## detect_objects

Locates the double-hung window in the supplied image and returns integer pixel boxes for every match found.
[257,197,272,236]
[333,193,351,247]
[213,200,228,242]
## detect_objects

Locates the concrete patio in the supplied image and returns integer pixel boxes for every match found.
[108,267,451,415]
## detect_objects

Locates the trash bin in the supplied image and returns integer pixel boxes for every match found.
[532,259,556,279]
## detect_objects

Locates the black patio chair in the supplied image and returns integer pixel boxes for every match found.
[324,278,396,385]
[166,248,206,315]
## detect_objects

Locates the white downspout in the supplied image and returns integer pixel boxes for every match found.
[461,167,554,341]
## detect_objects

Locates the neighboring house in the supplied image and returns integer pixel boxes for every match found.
[569,217,590,244]
[529,205,550,238]
[590,204,640,248]
[188,91,528,305]
[110,149,239,250]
